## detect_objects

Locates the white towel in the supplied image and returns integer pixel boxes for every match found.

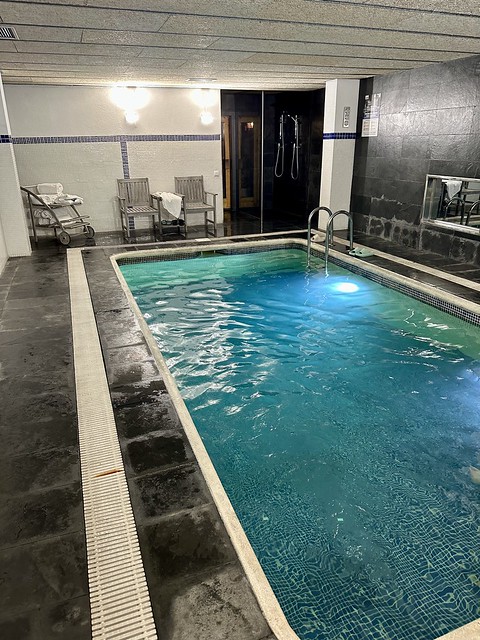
[37,182,63,195]
[37,193,83,206]
[155,191,183,217]
[56,194,83,205]
[444,179,462,200]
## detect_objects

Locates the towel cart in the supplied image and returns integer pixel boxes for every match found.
[21,185,94,246]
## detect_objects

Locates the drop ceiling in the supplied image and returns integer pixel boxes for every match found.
[0,0,479,89]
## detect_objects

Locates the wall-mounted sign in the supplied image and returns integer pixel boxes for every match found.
[361,92,381,137]
[342,106,351,128]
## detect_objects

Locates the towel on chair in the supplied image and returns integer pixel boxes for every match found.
[444,179,462,200]
[154,192,183,217]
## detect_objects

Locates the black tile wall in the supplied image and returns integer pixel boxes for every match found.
[352,54,480,265]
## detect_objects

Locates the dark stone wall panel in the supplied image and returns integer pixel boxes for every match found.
[352,54,480,263]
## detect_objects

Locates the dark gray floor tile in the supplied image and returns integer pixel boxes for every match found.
[111,379,167,408]
[0,337,72,378]
[114,400,181,440]
[1,389,75,426]
[152,564,272,640]
[139,505,236,583]
[0,417,78,456]
[3,294,68,311]
[0,596,91,640]
[131,464,210,521]
[89,289,130,312]
[0,327,70,348]
[0,304,70,331]
[0,447,79,496]
[6,280,68,300]
[124,431,193,475]
[33,595,91,640]
[0,533,88,613]
[0,373,74,399]
[107,358,159,387]
[96,308,144,348]
[0,483,83,547]
[0,613,31,639]
[104,342,154,368]
[13,262,67,282]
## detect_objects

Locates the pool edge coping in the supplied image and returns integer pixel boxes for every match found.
[109,237,480,640]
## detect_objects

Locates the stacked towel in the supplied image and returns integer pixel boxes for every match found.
[36,183,83,206]
[154,192,183,217]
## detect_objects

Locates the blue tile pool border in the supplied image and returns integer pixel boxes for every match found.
[115,241,480,329]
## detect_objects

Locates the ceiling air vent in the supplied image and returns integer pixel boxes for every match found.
[0,26,18,40]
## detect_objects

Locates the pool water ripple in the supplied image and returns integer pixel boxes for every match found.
[122,249,480,640]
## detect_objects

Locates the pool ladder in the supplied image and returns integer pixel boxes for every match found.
[307,207,354,275]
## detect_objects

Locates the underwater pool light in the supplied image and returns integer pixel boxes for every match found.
[334,282,359,293]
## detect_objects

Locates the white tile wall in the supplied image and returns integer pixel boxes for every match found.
[5,84,223,233]
[5,86,221,137]
[319,79,359,231]
[0,74,31,258]
[14,142,123,232]
[128,140,224,225]
[0,219,7,274]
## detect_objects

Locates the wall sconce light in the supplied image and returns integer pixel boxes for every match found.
[125,111,139,124]
[192,89,216,125]
[110,85,150,125]
[200,110,214,125]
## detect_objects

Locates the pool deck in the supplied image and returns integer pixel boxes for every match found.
[1,227,479,639]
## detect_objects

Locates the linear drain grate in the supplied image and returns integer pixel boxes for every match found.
[68,250,157,640]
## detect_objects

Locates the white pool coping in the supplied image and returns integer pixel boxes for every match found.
[68,249,157,640]
[106,237,480,640]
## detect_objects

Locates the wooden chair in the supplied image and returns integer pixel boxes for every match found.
[117,177,162,241]
[174,176,218,237]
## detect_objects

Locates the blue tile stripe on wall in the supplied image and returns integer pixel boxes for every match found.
[0,134,12,143]
[11,134,221,144]
[323,132,357,140]
[120,141,130,180]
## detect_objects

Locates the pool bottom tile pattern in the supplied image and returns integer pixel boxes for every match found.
[83,247,274,640]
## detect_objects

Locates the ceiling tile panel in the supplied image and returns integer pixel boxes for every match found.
[137,49,254,62]
[0,2,170,31]
[14,42,145,57]
[243,53,421,69]
[81,30,216,48]
[0,0,478,88]
[80,0,480,21]
[327,0,480,15]
[210,37,472,62]
[160,15,480,52]
[12,25,83,42]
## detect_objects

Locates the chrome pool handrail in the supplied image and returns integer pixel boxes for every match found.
[325,209,354,276]
[306,206,333,267]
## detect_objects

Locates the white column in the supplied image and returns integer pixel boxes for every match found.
[319,79,359,230]
[0,72,31,257]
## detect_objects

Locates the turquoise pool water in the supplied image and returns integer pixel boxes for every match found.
[121,249,480,640]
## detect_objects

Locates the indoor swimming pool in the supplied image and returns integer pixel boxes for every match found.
[120,248,480,640]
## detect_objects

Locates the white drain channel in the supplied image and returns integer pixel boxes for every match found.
[68,249,157,640]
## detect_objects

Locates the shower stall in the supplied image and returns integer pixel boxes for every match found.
[221,89,325,231]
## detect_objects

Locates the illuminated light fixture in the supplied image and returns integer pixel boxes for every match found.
[110,85,150,125]
[334,282,359,293]
[125,110,139,124]
[187,77,217,83]
[200,110,214,125]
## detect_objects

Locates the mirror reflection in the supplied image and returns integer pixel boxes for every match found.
[422,175,480,231]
